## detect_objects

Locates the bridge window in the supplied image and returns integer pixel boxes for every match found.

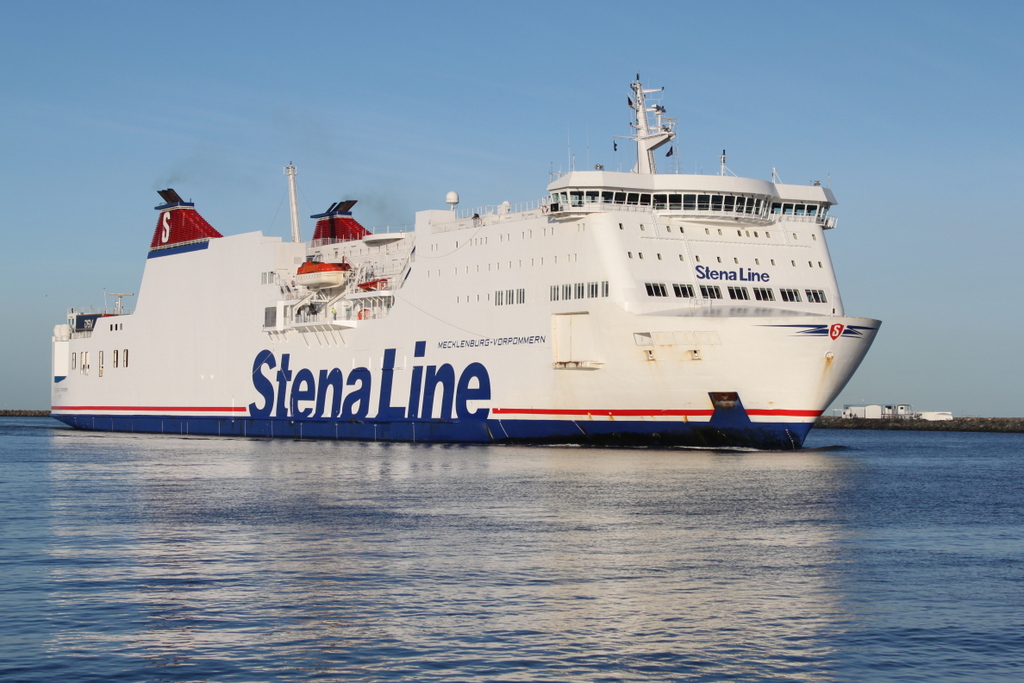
[723,196,735,212]
[711,196,723,211]
[640,194,651,205]
[614,192,627,204]
[783,203,794,215]
[585,191,599,203]
[653,194,667,209]
[684,194,696,210]
[697,195,710,210]
[735,196,746,212]
[669,194,682,209]
[771,202,782,214]
[627,193,640,205]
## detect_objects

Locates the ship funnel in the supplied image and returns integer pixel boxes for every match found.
[150,189,223,253]
[310,199,370,244]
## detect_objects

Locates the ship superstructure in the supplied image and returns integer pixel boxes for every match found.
[51,79,879,448]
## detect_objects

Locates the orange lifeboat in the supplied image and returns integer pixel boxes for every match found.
[296,260,350,289]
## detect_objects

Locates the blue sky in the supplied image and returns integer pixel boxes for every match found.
[2,1,1022,415]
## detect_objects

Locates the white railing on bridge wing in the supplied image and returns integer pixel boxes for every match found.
[456,199,545,219]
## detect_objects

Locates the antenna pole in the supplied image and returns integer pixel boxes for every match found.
[285,163,301,243]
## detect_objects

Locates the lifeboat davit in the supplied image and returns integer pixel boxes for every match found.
[296,260,349,289]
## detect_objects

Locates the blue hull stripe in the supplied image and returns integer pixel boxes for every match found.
[51,414,812,449]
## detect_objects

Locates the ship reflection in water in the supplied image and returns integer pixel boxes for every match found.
[18,425,1020,681]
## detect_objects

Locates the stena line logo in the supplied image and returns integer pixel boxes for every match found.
[247,343,491,421]
[695,265,769,282]
[829,323,845,340]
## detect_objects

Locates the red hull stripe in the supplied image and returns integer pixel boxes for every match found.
[53,405,247,413]
[492,408,823,418]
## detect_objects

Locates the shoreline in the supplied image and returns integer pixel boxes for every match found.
[815,416,1024,433]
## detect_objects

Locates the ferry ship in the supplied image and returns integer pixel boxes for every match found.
[50,79,879,449]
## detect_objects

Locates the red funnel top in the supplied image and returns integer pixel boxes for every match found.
[150,197,222,251]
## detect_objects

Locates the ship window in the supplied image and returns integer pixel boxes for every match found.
[794,204,806,216]
[640,224,645,231]
[645,283,668,297]
[673,283,695,298]
[718,229,723,235]
[669,194,682,209]
[683,194,696,210]
[82,351,88,374]
[679,254,684,261]
[783,203,794,215]
[717,257,722,263]
[585,191,599,203]
[614,192,627,204]
[550,285,559,301]
[723,196,735,212]
[697,195,710,210]
[755,259,760,265]
[640,194,651,205]
[805,289,828,303]
[570,191,583,206]
[780,289,801,302]
[711,195,723,211]
[639,253,644,259]
[807,205,818,216]
[619,223,623,230]
[809,261,814,268]
[753,287,775,301]
[818,261,823,267]
[507,289,514,303]
[766,232,771,238]
[704,228,710,235]
[575,283,585,299]
[771,202,782,214]
[627,193,640,205]
[653,194,667,209]
[791,260,797,266]
[735,196,746,212]
[495,290,503,305]
[588,282,598,298]
[517,288,525,304]
[628,252,633,258]
[602,281,609,297]
[728,287,749,300]
[770,259,776,265]
[600,191,612,203]
[700,285,722,299]
[695,255,701,262]
[657,254,662,260]
[123,350,128,368]
[113,349,119,368]
[733,258,739,264]
[563,284,572,299]
[71,353,77,370]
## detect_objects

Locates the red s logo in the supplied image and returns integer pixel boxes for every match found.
[829,323,845,340]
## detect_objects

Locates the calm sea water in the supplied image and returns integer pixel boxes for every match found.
[1,418,1021,682]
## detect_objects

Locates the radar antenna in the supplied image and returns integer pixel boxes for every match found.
[627,76,675,174]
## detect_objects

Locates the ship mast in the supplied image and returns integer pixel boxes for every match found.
[285,163,301,242]
[629,76,675,174]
